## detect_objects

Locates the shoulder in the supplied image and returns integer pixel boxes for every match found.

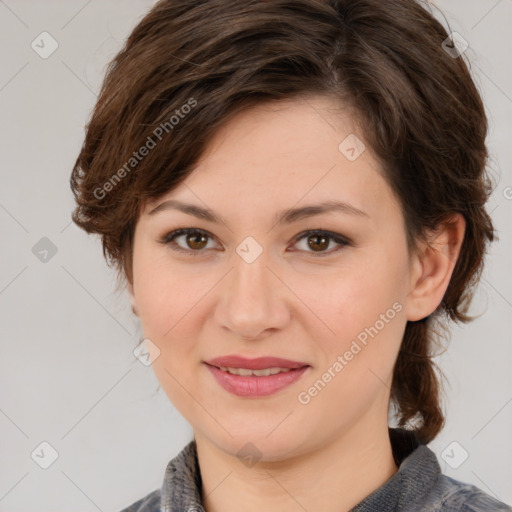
[118,488,161,512]
[421,474,512,511]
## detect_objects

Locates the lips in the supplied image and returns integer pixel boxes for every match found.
[203,355,311,397]
[205,355,309,370]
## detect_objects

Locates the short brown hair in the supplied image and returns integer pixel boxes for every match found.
[70,0,495,443]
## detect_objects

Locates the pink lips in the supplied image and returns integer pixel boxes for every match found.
[205,355,309,370]
[203,355,310,397]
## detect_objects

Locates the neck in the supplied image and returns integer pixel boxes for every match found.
[195,420,398,512]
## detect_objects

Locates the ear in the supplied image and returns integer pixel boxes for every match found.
[127,281,139,317]
[405,214,466,322]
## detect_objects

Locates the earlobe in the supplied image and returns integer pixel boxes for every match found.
[405,214,466,322]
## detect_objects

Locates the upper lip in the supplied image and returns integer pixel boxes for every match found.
[204,355,309,370]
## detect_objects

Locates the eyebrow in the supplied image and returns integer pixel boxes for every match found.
[148,199,369,226]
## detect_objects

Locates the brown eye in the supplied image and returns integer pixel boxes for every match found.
[160,228,217,256]
[185,231,208,250]
[292,230,350,257]
[307,233,330,252]
[160,228,350,258]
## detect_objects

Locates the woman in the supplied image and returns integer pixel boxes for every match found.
[70,0,511,510]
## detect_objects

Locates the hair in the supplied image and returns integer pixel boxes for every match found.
[70,0,495,443]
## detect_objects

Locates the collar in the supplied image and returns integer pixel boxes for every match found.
[160,428,441,512]
[160,439,202,512]
[350,428,441,511]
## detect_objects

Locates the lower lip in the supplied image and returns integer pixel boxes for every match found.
[204,363,310,397]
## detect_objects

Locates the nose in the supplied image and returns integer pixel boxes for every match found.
[214,248,291,340]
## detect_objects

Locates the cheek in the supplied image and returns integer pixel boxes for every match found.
[136,276,202,344]
[132,260,203,410]
[296,273,406,420]
[133,265,171,336]
[132,238,201,336]
[304,244,409,378]
[301,248,408,334]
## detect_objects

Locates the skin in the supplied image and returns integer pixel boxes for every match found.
[129,95,465,512]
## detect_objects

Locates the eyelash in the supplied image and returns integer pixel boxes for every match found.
[157,227,351,258]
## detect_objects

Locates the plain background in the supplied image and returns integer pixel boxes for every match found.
[0,1,511,510]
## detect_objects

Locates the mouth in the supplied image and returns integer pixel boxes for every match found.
[213,365,297,376]
[205,355,309,370]
[203,355,311,397]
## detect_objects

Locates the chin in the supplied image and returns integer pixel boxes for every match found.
[202,425,307,463]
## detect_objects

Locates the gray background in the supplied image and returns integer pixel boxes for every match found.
[0,1,511,510]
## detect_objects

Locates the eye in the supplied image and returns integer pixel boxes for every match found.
[290,229,351,257]
[158,228,219,256]
[159,227,351,257]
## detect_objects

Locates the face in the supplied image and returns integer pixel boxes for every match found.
[130,96,415,461]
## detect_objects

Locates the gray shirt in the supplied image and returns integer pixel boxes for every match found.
[120,429,511,511]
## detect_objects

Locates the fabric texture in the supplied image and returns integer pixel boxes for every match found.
[119,428,511,512]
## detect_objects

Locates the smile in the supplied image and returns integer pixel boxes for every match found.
[217,366,294,376]
[204,362,310,397]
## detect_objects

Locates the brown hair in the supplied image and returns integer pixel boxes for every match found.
[70,0,495,443]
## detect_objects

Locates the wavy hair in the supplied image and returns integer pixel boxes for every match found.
[70,0,495,443]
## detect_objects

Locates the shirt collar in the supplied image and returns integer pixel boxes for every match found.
[160,428,440,512]
[161,439,203,512]
[350,428,441,511]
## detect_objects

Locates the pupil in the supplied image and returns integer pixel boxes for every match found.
[308,234,328,251]
[188,233,206,249]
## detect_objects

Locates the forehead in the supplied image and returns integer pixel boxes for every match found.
[143,96,401,230]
